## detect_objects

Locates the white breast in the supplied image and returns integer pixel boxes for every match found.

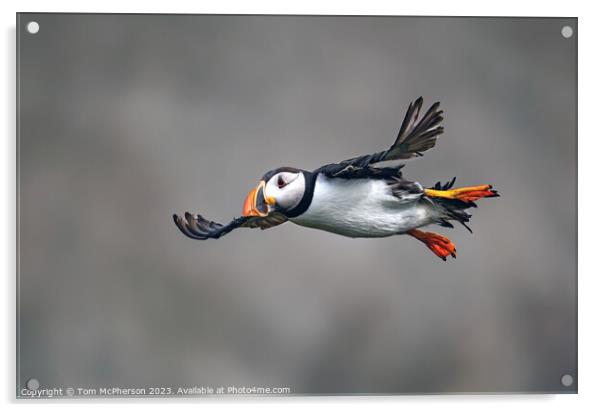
[290,174,435,238]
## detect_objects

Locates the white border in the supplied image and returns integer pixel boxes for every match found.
[3,1,600,411]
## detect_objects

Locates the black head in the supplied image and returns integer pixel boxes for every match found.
[243,167,316,218]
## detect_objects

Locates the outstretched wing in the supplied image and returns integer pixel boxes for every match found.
[315,97,444,179]
[388,97,444,160]
[173,212,288,240]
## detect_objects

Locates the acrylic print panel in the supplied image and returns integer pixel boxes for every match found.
[17,14,577,397]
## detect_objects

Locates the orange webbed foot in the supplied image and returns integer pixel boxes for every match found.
[408,229,457,261]
[424,184,499,203]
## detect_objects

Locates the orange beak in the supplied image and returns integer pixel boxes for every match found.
[242,181,276,217]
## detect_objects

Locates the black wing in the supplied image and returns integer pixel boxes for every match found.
[315,97,444,179]
[173,212,288,240]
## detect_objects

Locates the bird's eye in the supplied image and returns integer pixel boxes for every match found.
[277,175,287,188]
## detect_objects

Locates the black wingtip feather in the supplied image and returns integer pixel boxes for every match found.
[173,210,287,240]
[392,98,444,159]
[314,97,446,178]
[173,213,205,240]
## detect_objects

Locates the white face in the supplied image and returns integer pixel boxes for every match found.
[264,171,306,212]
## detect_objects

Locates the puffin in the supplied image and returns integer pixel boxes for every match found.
[173,97,499,260]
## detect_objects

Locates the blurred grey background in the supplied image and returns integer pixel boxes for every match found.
[17,14,576,395]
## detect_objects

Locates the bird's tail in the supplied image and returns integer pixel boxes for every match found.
[424,177,499,233]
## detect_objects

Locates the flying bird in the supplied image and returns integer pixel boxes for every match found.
[173,97,498,260]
